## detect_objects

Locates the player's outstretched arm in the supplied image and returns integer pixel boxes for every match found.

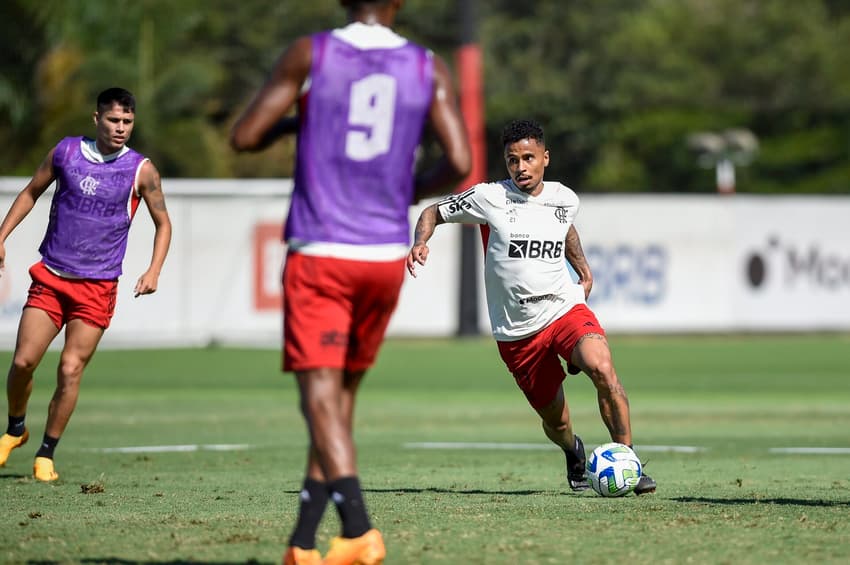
[413,55,472,201]
[407,203,445,277]
[565,225,593,298]
[0,149,57,270]
[134,160,172,297]
[230,36,312,152]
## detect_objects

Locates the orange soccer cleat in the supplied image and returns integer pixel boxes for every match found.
[33,456,59,482]
[323,529,386,565]
[0,429,29,466]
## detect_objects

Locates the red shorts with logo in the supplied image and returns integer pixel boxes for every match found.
[25,261,118,329]
[282,251,405,373]
[496,304,606,410]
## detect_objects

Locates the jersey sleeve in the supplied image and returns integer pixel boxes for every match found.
[436,184,490,225]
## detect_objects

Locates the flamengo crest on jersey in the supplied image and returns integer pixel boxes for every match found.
[437,180,587,341]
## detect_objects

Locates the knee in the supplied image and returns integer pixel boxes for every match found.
[58,357,86,384]
[587,359,620,390]
[302,392,336,420]
[11,353,39,376]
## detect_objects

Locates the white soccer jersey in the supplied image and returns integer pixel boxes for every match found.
[437,179,587,341]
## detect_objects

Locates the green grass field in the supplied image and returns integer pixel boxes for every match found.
[2,334,849,564]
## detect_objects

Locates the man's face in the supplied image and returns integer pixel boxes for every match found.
[504,137,549,194]
[93,103,135,153]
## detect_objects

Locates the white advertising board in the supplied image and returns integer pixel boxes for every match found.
[0,178,467,347]
[573,195,737,332]
[732,197,850,330]
[568,195,850,332]
[0,177,847,349]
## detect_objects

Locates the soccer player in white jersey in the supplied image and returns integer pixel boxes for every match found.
[408,119,656,496]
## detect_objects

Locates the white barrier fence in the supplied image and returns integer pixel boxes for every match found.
[0,177,848,348]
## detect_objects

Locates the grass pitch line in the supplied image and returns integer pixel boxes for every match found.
[769,447,850,454]
[89,443,253,454]
[403,442,706,453]
[405,441,555,451]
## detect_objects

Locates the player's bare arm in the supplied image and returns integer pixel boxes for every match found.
[565,224,593,298]
[230,36,312,152]
[407,203,445,276]
[413,55,472,201]
[135,160,172,297]
[0,149,57,270]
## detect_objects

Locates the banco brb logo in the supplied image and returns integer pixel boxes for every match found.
[745,235,850,290]
[508,239,564,259]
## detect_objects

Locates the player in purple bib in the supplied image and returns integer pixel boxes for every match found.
[231,1,471,563]
[0,88,172,482]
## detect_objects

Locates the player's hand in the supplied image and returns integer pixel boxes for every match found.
[134,271,159,297]
[0,241,6,271]
[407,243,430,277]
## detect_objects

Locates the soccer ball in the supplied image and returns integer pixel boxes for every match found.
[586,442,642,497]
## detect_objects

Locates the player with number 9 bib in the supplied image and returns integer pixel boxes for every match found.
[230,2,471,564]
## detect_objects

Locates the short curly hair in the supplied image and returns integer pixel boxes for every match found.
[501,119,545,148]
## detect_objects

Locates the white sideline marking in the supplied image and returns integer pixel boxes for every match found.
[769,447,850,455]
[633,445,706,453]
[90,444,252,454]
[88,443,850,456]
[403,442,706,453]
[405,442,552,451]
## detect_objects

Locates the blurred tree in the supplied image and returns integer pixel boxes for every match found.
[0,0,847,192]
[2,0,231,177]
[0,0,48,173]
[480,0,850,193]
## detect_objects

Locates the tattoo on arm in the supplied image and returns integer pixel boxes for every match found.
[566,225,590,278]
[413,205,442,245]
[139,163,168,212]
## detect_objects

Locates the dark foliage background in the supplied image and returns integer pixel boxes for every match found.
[1,0,848,192]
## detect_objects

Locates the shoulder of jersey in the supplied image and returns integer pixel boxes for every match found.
[547,180,572,193]
[478,180,511,192]
[548,181,580,201]
[475,180,514,201]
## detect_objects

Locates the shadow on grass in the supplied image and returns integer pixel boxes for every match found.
[29,560,272,565]
[287,487,554,496]
[0,472,29,479]
[673,496,850,508]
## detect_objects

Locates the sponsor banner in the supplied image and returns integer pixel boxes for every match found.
[252,222,285,311]
[0,179,464,346]
[0,177,847,347]
[571,196,736,331]
[733,197,850,329]
[0,194,46,332]
[562,195,850,332]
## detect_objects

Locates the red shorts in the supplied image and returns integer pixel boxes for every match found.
[496,304,606,410]
[282,251,405,372]
[25,261,118,329]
